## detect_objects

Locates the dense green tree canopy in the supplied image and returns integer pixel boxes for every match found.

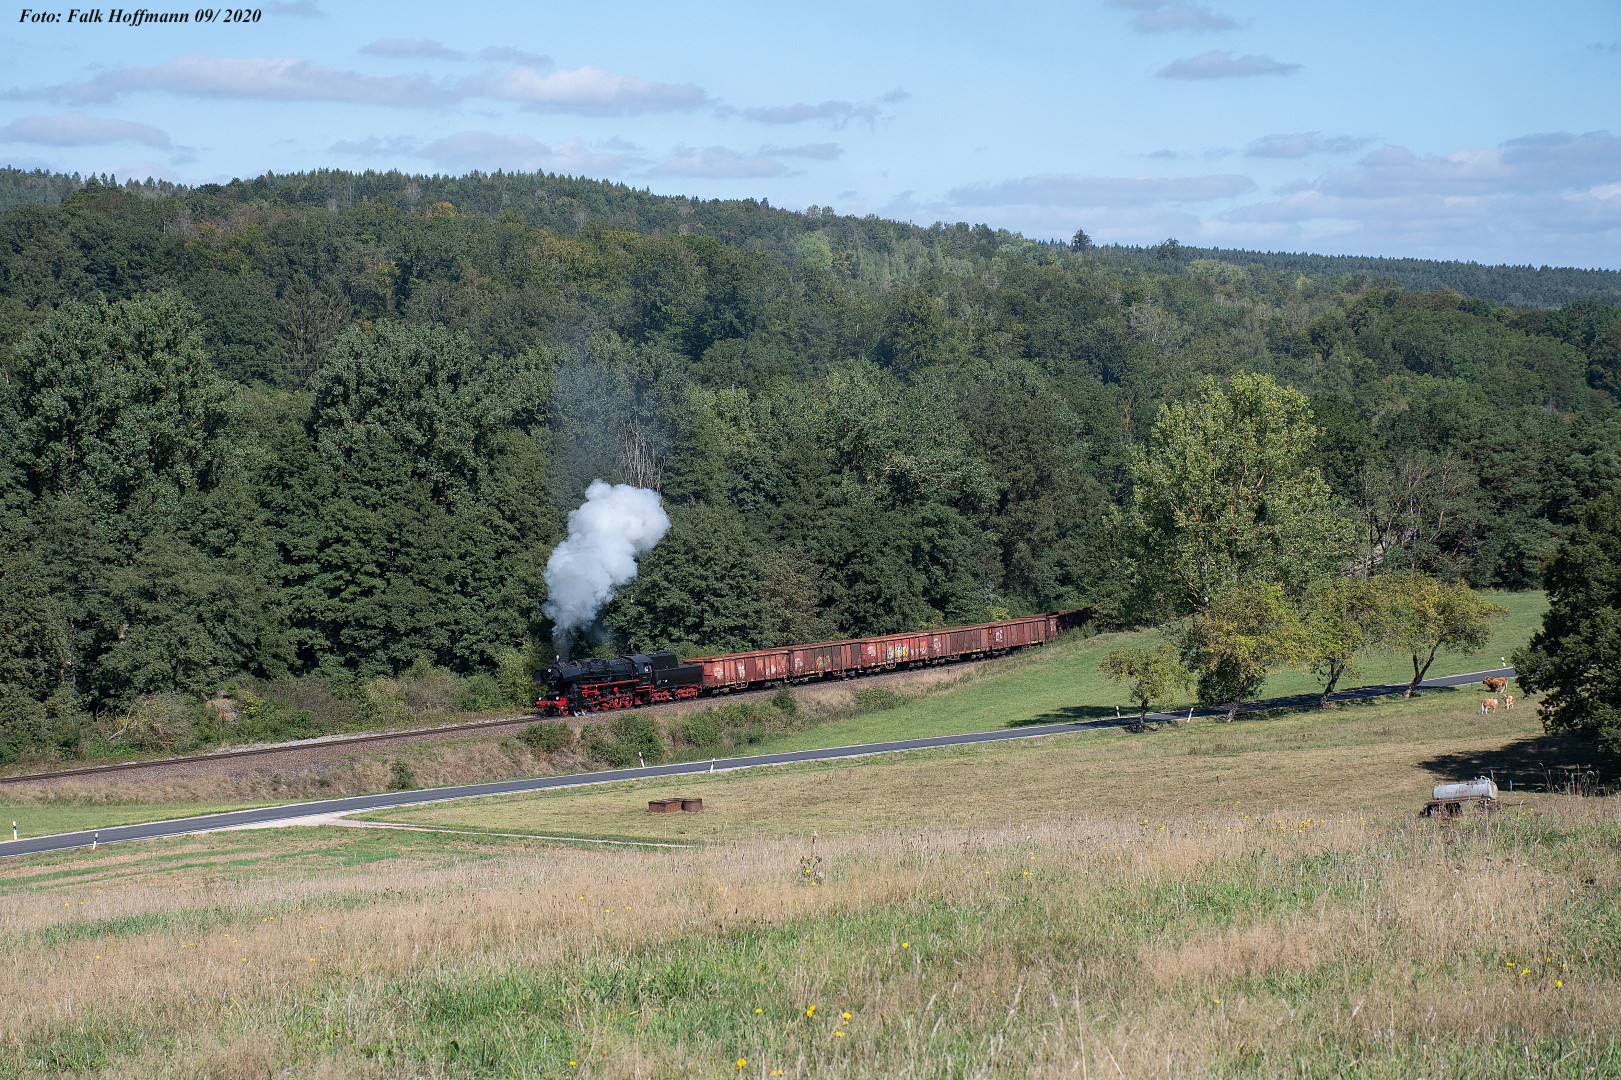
[0,167,1618,761]
[1130,371,1357,613]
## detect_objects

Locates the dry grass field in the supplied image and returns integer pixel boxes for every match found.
[354,686,1597,844]
[1,684,1618,1078]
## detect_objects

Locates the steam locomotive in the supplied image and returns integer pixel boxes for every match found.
[534,651,705,716]
[532,609,1088,717]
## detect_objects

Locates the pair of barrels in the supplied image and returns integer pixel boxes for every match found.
[649,797,703,813]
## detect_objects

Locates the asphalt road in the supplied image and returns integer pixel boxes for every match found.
[0,667,1515,859]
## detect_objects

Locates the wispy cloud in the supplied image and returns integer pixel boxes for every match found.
[881,87,911,103]
[1158,51,1300,79]
[1246,132,1373,158]
[0,111,170,148]
[11,55,704,116]
[26,55,458,107]
[1109,0,1241,33]
[949,172,1256,207]
[763,142,841,160]
[732,99,880,127]
[328,135,420,157]
[360,39,464,61]
[1588,40,1621,53]
[478,46,553,67]
[423,131,640,174]
[489,64,706,115]
[654,145,787,178]
[1215,131,1621,259]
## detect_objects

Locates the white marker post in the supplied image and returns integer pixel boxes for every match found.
[11,821,15,841]
[92,832,98,850]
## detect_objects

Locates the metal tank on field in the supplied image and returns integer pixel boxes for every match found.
[1433,778,1499,802]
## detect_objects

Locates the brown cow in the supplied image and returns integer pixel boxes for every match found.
[1483,676,1509,694]
[1504,694,1514,711]
[1480,698,1499,715]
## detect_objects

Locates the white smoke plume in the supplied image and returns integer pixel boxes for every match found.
[542,480,670,657]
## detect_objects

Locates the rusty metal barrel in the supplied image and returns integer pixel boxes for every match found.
[648,798,680,813]
[681,798,703,813]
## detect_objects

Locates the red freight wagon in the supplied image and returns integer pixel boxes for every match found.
[689,610,1084,692]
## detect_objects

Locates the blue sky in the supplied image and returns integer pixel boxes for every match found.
[2,0,1618,266]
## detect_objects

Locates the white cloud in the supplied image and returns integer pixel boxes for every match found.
[881,87,911,103]
[1246,132,1373,158]
[423,131,639,175]
[1157,51,1300,79]
[37,55,457,107]
[734,100,880,127]
[762,142,841,160]
[654,146,787,178]
[361,39,465,61]
[949,172,1256,208]
[489,64,705,115]
[1109,0,1241,33]
[0,111,170,148]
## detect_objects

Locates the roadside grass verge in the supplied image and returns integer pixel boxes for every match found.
[0,800,286,840]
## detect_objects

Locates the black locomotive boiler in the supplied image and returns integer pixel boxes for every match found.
[534,651,705,715]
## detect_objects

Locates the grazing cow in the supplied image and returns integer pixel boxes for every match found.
[1483,676,1509,694]
[1481,697,1499,715]
[1504,694,1514,711]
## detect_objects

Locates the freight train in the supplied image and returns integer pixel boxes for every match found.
[533,610,1087,716]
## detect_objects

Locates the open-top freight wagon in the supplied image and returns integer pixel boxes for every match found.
[534,610,1088,716]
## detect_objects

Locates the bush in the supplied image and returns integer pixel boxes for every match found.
[456,673,504,712]
[519,720,574,753]
[260,676,353,730]
[581,712,665,767]
[215,684,318,744]
[852,687,905,714]
[122,693,201,753]
[678,713,723,749]
[388,760,418,790]
[395,657,462,713]
[496,641,554,706]
[673,697,810,755]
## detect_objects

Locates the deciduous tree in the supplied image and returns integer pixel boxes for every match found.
[1100,641,1184,730]
[1130,371,1356,613]
[1376,572,1508,698]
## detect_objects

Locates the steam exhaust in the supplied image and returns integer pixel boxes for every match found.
[542,480,670,658]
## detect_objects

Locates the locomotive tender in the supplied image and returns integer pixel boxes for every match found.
[534,610,1087,716]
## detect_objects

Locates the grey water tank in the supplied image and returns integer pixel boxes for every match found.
[1433,777,1498,801]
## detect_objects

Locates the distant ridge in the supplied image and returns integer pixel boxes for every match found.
[2,165,1616,309]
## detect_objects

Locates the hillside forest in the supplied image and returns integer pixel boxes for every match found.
[2,167,1620,764]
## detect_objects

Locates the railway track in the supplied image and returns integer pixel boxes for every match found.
[0,663,973,787]
[0,712,545,786]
